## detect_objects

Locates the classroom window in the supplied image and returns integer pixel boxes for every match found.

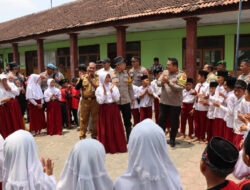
[79,45,100,65]
[236,35,250,68]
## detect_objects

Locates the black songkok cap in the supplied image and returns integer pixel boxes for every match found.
[59,79,69,86]
[141,74,148,81]
[247,83,250,93]
[225,76,236,89]
[203,137,239,175]
[100,58,111,64]
[153,67,163,74]
[244,132,250,156]
[210,80,218,88]
[9,62,20,70]
[78,64,87,72]
[198,70,209,79]
[234,80,247,90]
[187,78,194,84]
[217,71,228,78]
[114,56,125,66]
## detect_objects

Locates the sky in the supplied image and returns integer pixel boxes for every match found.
[0,0,77,23]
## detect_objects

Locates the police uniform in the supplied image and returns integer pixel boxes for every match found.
[129,66,148,87]
[77,73,99,139]
[111,56,134,142]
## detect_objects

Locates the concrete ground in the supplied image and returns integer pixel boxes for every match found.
[34,127,239,190]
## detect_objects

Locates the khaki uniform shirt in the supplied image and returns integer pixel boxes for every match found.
[80,74,99,98]
[111,70,134,105]
[206,72,218,83]
[157,70,187,107]
[129,66,148,87]
[238,73,250,84]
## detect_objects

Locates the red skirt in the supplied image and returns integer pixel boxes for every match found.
[5,98,24,132]
[140,106,152,121]
[46,101,63,135]
[0,105,12,138]
[28,100,46,132]
[233,134,243,150]
[97,103,127,154]
[212,118,225,138]
[224,126,234,144]
[131,108,140,126]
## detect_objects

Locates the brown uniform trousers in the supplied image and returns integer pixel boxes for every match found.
[78,74,99,139]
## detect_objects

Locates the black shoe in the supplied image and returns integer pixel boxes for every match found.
[170,139,175,147]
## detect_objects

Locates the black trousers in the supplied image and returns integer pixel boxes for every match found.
[119,103,132,142]
[60,102,69,128]
[71,109,79,126]
[158,103,181,141]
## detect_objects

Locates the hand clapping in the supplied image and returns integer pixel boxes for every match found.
[40,157,54,176]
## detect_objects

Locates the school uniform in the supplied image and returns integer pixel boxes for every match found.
[206,93,216,142]
[95,73,127,154]
[151,79,161,124]
[233,96,246,150]
[212,85,227,138]
[180,89,195,136]
[131,85,140,126]
[219,91,236,143]
[71,87,80,126]
[60,88,71,128]
[139,85,153,121]
[193,82,209,141]
[26,74,46,133]
[44,79,63,135]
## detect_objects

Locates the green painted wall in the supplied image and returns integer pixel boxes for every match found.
[0,22,250,71]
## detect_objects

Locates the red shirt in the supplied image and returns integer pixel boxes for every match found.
[71,87,80,109]
[60,89,67,103]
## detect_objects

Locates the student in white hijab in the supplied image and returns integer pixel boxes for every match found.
[26,74,46,135]
[0,134,4,184]
[114,119,183,190]
[57,139,113,190]
[2,130,56,190]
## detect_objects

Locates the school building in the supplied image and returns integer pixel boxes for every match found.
[0,0,249,79]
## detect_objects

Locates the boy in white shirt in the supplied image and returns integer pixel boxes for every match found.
[180,78,195,140]
[213,76,236,143]
[131,85,140,126]
[191,70,209,143]
[151,67,163,124]
[212,71,228,138]
[139,75,153,121]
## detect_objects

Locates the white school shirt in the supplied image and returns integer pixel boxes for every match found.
[0,87,8,106]
[139,85,153,108]
[183,89,195,104]
[213,85,227,119]
[131,85,140,109]
[4,82,20,99]
[233,96,246,135]
[194,82,209,111]
[95,83,120,104]
[219,91,236,128]
[206,93,216,119]
[151,79,161,98]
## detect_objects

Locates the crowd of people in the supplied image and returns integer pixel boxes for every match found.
[0,55,250,189]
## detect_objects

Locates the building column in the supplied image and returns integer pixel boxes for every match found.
[185,17,199,79]
[37,39,45,73]
[12,43,19,63]
[115,26,127,58]
[69,33,78,78]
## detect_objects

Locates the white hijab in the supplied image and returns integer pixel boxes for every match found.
[3,130,56,190]
[44,79,61,100]
[26,74,44,100]
[99,72,111,90]
[114,119,183,190]
[57,139,113,190]
[0,134,4,182]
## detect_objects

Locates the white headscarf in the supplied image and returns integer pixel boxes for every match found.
[3,130,56,190]
[0,134,4,182]
[57,139,113,190]
[114,119,183,190]
[26,74,44,100]
[44,79,61,101]
[99,72,110,90]
[0,74,20,98]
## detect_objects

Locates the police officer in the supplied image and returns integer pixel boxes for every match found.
[76,62,99,139]
[111,56,134,142]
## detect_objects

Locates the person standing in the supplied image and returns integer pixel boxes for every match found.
[149,57,164,80]
[44,79,62,135]
[26,74,46,136]
[111,56,134,142]
[238,59,250,84]
[157,58,187,147]
[96,58,114,76]
[129,56,148,87]
[40,63,56,92]
[203,64,217,83]
[76,62,99,139]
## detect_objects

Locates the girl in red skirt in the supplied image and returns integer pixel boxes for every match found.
[26,74,46,136]
[44,79,63,135]
[95,73,127,154]
[0,74,24,134]
[0,134,3,188]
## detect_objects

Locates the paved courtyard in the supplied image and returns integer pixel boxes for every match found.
[33,127,239,190]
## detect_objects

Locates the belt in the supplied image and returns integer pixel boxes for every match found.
[83,97,96,100]
[103,103,115,105]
